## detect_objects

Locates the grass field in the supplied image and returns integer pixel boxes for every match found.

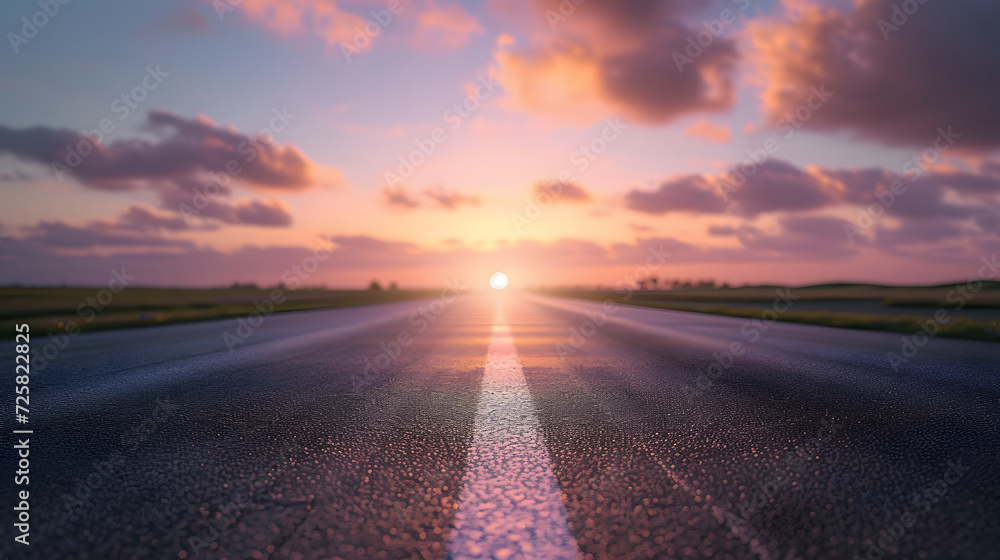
[541,282,1000,342]
[0,286,439,338]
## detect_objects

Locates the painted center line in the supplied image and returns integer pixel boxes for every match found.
[447,309,580,560]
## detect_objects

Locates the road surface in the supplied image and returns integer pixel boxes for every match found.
[3,293,999,559]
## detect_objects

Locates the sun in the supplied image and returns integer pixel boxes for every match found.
[490,272,508,290]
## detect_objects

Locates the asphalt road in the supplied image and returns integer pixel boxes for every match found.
[2,292,999,560]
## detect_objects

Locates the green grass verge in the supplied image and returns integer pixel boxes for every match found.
[0,287,437,338]
[543,290,1000,343]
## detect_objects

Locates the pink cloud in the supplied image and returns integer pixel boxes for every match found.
[383,186,422,209]
[532,181,591,204]
[222,0,367,48]
[409,2,484,50]
[423,185,481,209]
[218,0,483,54]
[381,185,481,210]
[492,0,739,126]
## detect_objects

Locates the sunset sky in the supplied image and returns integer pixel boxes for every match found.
[1,0,998,288]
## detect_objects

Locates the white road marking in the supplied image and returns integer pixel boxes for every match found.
[447,309,580,560]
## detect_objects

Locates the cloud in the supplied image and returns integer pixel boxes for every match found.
[381,185,481,210]
[724,160,835,217]
[117,205,200,232]
[750,0,1000,149]
[683,120,732,143]
[324,235,425,268]
[147,1,211,34]
[707,224,736,236]
[622,157,998,252]
[736,215,858,258]
[624,175,727,215]
[423,185,481,209]
[383,186,422,209]
[875,218,966,247]
[21,221,197,250]
[25,200,288,255]
[221,0,367,48]
[229,199,294,227]
[626,159,999,224]
[707,224,741,237]
[533,181,591,203]
[823,167,992,219]
[152,177,295,227]
[0,169,32,182]
[409,2,484,50]
[0,111,323,234]
[975,212,1000,233]
[493,0,739,126]
[0,110,319,190]
[220,0,482,54]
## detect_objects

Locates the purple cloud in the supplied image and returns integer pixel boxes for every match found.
[624,175,726,214]
[753,0,1000,149]
[0,110,314,189]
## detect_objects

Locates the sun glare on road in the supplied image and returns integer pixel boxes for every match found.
[490,272,508,290]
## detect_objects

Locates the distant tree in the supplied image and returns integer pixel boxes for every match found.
[368,280,383,291]
[389,281,399,291]
[650,276,659,290]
